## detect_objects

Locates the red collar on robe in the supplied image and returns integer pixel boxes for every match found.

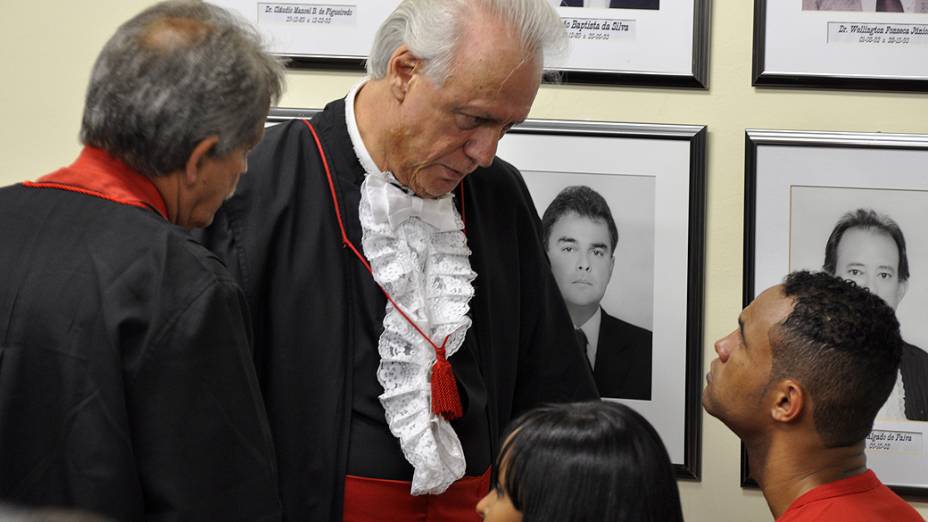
[23,146,169,220]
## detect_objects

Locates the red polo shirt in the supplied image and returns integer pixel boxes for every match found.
[777,470,923,521]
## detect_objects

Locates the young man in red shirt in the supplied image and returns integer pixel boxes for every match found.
[703,271,923,521]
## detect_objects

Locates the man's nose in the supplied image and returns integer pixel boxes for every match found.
[577,251,591,271]
[714,333,732,363]
[464,127,500,168]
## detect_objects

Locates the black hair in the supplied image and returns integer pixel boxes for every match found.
[494,401,683,522]
[772,271,903,447]
[541,186,619,254]
[822,208,909,281]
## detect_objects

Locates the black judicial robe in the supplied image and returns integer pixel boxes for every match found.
[200,99,598,521]
[0,162,280,520]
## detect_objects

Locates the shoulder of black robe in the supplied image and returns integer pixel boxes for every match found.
[0,184,280,521]
[197,105,357,522]
[197,99,597,521]
[901,342,928,421]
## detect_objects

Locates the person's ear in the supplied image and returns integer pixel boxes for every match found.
[770,379,804,424]
[387,44,421,103]
[184,136,220,186]
[897,278,909,305]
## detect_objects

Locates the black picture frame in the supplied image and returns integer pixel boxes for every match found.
[545,0,712,88]
[742,128,928,498]
[752,0,928,91]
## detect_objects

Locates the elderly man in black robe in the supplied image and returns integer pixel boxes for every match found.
[0,1,285,520]
[200,0,598,520]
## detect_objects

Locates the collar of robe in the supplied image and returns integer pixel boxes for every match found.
[23,147,169,220]
[366,172,460,232]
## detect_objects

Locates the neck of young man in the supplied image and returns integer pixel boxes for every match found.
[746,434,868,519]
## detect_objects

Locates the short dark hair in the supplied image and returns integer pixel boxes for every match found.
[771,271,902,448]
[495,401,683,522]
[80,0,285,177]
[822,208,909,282]
[541,186,619,254]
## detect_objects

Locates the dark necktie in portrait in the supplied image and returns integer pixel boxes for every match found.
[877,0,904,11]
[575,328,590,367]
[561,0,661,9]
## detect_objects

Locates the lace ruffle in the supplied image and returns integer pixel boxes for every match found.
[359,173,476,495]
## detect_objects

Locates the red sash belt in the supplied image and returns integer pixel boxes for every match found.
[342,468,491,522]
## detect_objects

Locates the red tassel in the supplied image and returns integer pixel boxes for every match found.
[431,346,463,421]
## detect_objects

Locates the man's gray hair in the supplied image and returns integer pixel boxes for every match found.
[366,0,566,84]
[80,0,286,177]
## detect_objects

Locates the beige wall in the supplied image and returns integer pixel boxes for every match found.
[2,1,927,520]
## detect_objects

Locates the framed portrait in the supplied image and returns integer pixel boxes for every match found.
[497,118,707,478]
[268,109,707,478]
[209,0,711,87]
[743,128,928,496]
[753,0,928,91]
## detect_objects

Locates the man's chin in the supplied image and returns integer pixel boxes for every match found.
[564,294,604,308]
[701,390,719,417]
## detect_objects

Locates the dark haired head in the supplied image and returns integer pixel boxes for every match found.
[771,271,902,447]
[822,208,909,281]
[493,401,683,522]
[542,186,619,254]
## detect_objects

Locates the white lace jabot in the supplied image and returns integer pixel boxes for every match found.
[347,80,477,495]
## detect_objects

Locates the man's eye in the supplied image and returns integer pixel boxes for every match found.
[456,113,482,129]
[593,249,606,257]
[847,268,862,276]
[878,272,893,280]
[561,246,574,253]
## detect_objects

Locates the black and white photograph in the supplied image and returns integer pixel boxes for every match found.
[497,118,707,478]
[803,0,928,12]
[754,0,928,90]
[789,188,928,424]
[745,129,928,495]
[536,178,655,401]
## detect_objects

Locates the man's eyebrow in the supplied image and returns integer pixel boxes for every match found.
[556,237,578,244]
[459,108,499,122]
[591,241,610,251]
[460,107,524,127]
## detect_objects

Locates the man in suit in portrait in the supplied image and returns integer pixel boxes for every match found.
[822,208,928,421]
[803,0,928,12]
[542,185,652,400]
[559,0,660,9]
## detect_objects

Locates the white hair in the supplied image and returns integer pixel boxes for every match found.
[366,0,566,84]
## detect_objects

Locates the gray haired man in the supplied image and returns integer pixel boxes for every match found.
[200,0,598,520]
[0,1,284,519]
